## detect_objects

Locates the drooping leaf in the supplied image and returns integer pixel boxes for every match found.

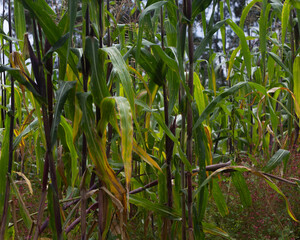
[194,20,227,61]
[232,171,252,207]
[268,52,293,78]
[226,19,252,78]
[202,222,230,239]
[13,118,38,150]
[193,82,248,130]
[212,179,229,217]
[191,0,213,21]
[129,195,181,220]
[101,47,135,111]
[115,97,133,191]
[240,0,262,29]
[263,149,290,173]
[133,141,162,172]
[77,92,126,206]
[50,81,76,149]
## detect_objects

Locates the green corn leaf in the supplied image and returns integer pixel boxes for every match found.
[220,1,226,54]
[13,118,38,150]
[259,0,268,79]
[202,222,230,239]
[85,37,110,106]
[153,112,192,171]
[129,195,181,220]
[193,82,248,131]
[248,82,267,95]
[212,179,229,217]
[14,0,26,51]
[268,42,279,82]
[268,52,293,77]
[102,47,135,111]
[263,149,290,173]
[151,45,178,71]
[47,185,57,240]
[0,65,45,104]
[282,0,291,47]
[293,56,300,118]
[240,0,262,29]
[60,116,79,187]
[291,0,300,8]
[0,116,10,217]
[232,171,252,207]
[267,97,279,136]
[50,81,76,149]
[20,0,78,78]
[136,1,167,62]
[43,33,70,63]
[132,47,163,86]
[102,47,145,148]
[226,45,242,81]
[191,0,213,21]
[226,19,252,78]
[194,20,227,61]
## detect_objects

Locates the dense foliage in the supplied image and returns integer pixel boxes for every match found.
[0,0,299,239]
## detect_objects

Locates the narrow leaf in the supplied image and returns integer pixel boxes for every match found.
[263,149,290,173]
[212,179,229,217]
[293,56,300,118]
[232,172,252,207]
[193,82,248,130]
[133,141,162,172]
[226,19,252,78]
[60,116,79,187]
[50,81,76,149]
[194,20,227,61]
[13,119,38,150]
[129,195,181,220]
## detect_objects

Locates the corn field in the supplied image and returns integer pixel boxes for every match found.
[0,0,299,239]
